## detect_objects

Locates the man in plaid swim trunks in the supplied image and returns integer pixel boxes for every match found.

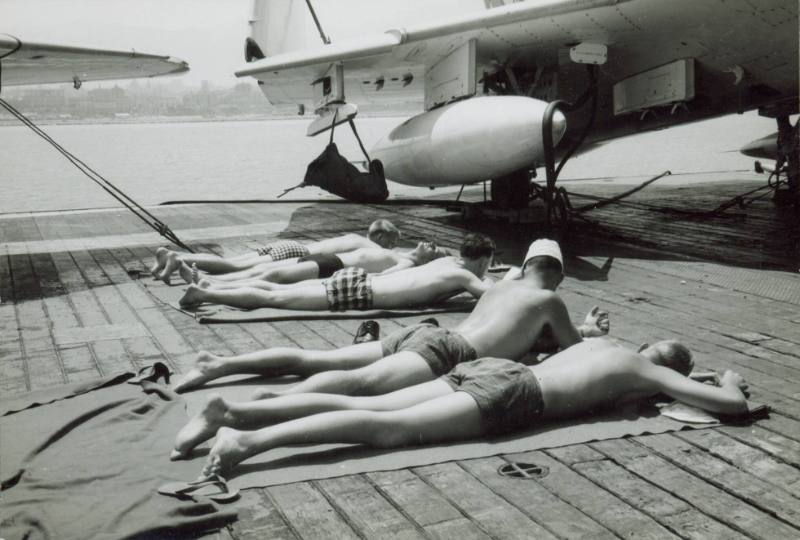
[174,239,609,398]
[190,240,447,291]
[179,234,493,312]
[151,219,400,284]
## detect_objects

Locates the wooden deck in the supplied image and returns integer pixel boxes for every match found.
[2,178,799,539]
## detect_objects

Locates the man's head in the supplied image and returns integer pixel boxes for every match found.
[459,234,495,276]
[409,240,448,265]
[367,219,400,248]
[638,340,694,376]
[521,239,564,290]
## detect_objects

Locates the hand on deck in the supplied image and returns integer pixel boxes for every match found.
[721,370,749,397]
[580,305,610,337]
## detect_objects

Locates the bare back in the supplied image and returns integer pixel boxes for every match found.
[337,248,408,273]
[371,257,473,307]
[531,340,654,420]
[308,234,378,255]
[456,280,559,359]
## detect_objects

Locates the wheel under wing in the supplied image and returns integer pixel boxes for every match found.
[0,34,189,87]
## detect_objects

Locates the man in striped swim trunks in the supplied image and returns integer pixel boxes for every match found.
[151,219,400,284]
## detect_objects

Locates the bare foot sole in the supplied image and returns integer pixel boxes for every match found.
[201,427,250,478]
[150,247,169,277]
[173,352,218,393]
[171,394,228,460]
[159,252,183,285]
[179,284,205,308]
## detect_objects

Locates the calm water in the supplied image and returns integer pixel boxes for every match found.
[0,113,774,214]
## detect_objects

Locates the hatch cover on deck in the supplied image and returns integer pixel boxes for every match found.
[498,462,549,479]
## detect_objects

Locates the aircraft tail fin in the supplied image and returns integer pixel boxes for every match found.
[248,0,318,58]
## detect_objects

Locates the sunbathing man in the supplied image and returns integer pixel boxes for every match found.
[172,239,609,399]
[172,338,749,478]
[178,233,495,312]
[196,240,446,291]
[151,219,400,284]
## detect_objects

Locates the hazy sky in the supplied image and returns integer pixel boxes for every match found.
[1,0,252,85]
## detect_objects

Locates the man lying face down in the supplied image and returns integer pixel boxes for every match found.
[178,233,496,311]
[171,239,608,403]
[151,219,401,284]
[193,239,450,291]
[171,338,749,479]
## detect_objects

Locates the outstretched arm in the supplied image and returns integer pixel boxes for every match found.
[646,364,749,415]
[540,293,584,349]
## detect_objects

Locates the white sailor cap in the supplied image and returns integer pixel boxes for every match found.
[523,239,563,271]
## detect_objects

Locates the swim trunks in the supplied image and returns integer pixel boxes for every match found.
[324,267,373,311]
[441,357,544,435]
[298,253,345,278]
[380,323,477,375]
[256,240,310,260]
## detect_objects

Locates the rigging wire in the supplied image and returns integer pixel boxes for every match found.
[303,0,331,45]
[0,97,194,252]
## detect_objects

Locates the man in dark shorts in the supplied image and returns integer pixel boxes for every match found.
[173,239,609,396]
[151,219,400,284]
[171,339,750,477]
[191,240,446,290]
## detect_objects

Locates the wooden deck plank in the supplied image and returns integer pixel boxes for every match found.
[591,439,800,539]
[367,468,494,539]
[504,449,680,539]
[635,433,800,528]
[2,180,799,538]
[416,460,576,540]
[266,483,359,540]
[566,449,749,539]
[314,475,426,539]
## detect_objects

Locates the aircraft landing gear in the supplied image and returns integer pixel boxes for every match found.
[775,115,799,208]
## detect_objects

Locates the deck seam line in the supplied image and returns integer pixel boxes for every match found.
[625,436,800,532]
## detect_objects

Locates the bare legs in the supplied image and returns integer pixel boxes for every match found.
[254,352,437,398]
[179,283,329,310]
[195,387,483,477]
[171,379,452,458]
[172,342,385,393]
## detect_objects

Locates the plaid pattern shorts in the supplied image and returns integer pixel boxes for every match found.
[324,267,374,311]
[256,240,310,260]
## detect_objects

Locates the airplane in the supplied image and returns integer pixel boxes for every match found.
[0,33,188,89]
[234,0,799,213]
[0,33,192,249]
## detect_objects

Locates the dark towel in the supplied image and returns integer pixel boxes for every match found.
[1,377,237,540]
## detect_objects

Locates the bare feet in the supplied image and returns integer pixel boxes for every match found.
[150,247,170,278]
[173,351,220,393]
[171,394,229,460]
[180,284,206,308]
[158,252,183,284]
[177,260,196,285]
[200,427,251,479]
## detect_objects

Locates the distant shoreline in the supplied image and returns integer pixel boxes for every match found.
[0,111,416,128]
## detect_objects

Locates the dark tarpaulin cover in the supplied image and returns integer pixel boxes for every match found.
[1,377,237,540]
[303,142,389,203]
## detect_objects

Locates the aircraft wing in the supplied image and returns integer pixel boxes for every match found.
[0,35,189,86]
[234,0,628,107]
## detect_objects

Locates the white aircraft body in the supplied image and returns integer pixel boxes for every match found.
[235,0,798,204]
[0,34,188,88]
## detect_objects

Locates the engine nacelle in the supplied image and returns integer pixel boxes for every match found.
[371,96,566,187]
